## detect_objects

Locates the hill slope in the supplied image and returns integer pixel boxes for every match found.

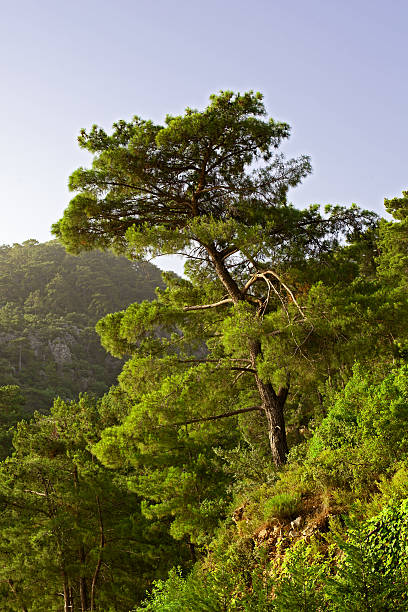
[0,239,164,410]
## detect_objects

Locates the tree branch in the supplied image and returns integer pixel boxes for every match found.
[242,274,258,294]
[176,359,255,373]
[177,358,250,364]
[23,489,47,497]
[263,270,306,318]
[183,298,233,311]
[172,405,261,427]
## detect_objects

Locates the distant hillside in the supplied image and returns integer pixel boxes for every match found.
[0,240,164,411]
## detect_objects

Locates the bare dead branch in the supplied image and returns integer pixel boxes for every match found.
[263,270,306,318]
[23,489,47,497]
[183,298,234,311]
[259,273,291,322]
[242,274,258,294]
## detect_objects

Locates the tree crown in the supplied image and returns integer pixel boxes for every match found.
[52,91,311,256]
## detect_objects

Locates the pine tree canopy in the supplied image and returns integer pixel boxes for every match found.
[54,91,378,466]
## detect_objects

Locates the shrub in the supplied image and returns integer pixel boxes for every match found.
[326,507,408,611]
[263,492,301,520]
[273,539,330,611]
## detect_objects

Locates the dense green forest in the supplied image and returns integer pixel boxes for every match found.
[0,240,163,412]
[2,91,408,610]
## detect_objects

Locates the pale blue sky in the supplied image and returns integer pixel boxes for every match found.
[1,0,407,273]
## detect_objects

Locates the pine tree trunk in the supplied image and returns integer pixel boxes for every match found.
[90,496,105,612]
[69,586,74,611]
[205,245,290,465]
[63,575,73,612]
[257,378,288,466]
[72,466,89,611]
[79,545,89,611]
[249,340,288,466]
[206,244,243,303]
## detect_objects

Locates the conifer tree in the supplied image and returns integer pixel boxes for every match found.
[0,395,185,611]
[54,91,376,465]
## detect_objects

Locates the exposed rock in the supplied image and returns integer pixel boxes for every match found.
[290,516,303,530]
[301,525,315,537]
[257,528,270,542]
[251,499,334,554]
[28,334,42,357]
[48,338,72,365]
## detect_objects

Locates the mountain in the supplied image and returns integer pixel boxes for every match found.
[0,239,164,411]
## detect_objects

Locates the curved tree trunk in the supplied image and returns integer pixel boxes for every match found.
[205,244,290,466]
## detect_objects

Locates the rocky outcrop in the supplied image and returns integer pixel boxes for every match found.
[231,495,333,560]
[48,337,74,365]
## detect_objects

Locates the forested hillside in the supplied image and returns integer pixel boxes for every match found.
[0,240,163,410]
[1,92,408,611]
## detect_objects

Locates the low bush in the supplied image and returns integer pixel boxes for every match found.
[263,492,302,520]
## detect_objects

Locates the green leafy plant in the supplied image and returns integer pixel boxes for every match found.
[263,492,301,520]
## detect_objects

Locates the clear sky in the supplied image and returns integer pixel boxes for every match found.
[1,0,407,274]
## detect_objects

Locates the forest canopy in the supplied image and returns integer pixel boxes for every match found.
[0,239,164,412]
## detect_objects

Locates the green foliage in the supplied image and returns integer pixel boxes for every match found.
[378,190,408,281]
[94,362,239,545]
[53,91,310,256]
[136,544,276,612]
[273,539,330,611]
[136,566,229,612]
[0,385,27,458]
[326,508,408,611]
[0,239,163,411]
[304,365,408,497]
[0,394,185,611]
[374,464,408,506]
[263,492,301,521]
[54,88,380,473]
[214,443,277,493]
[42,92,408,609]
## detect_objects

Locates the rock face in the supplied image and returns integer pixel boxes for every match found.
[28,335,42,357]
[0,325,122,411]
[48,337,73,365]
[232,496,332,560]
